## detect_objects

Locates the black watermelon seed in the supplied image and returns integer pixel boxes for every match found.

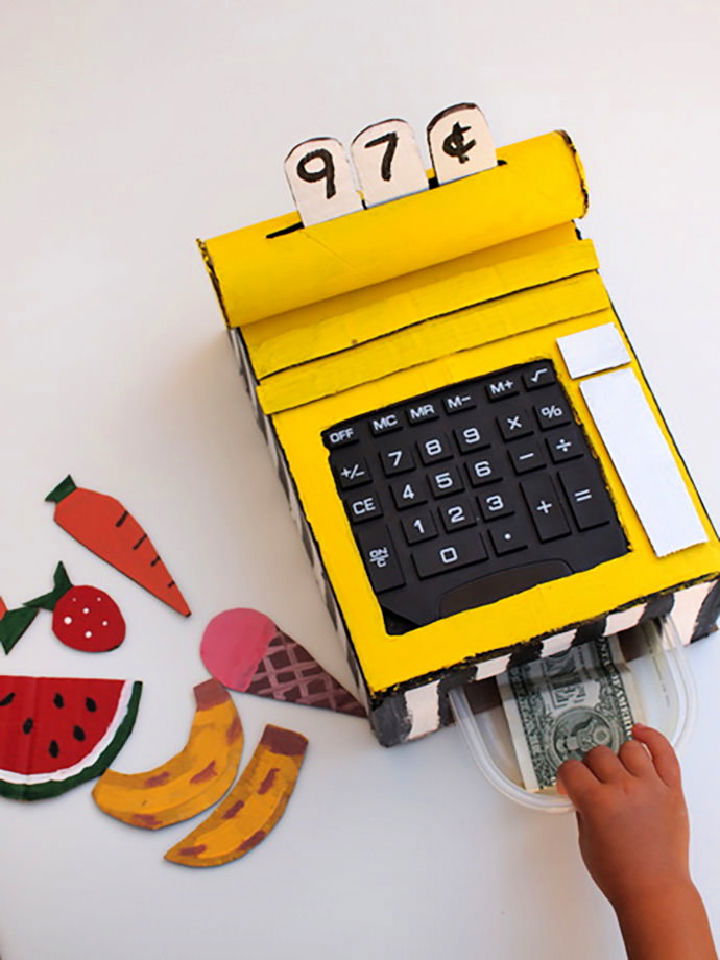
[48,740,59,758]
[0,692,15,707]
[73,725,86,742]
[22,717,33,735]
[86,697,97,713]
[53,693,65,709]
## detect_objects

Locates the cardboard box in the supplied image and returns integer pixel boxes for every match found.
[200,130,720,746]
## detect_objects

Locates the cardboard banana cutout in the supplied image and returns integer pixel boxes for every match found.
[164,724,308,867]
[93,679,243,829]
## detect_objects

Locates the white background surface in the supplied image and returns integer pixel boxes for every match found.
[1,2,719,958]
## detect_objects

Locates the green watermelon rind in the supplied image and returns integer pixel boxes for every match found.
[0,680,143,801]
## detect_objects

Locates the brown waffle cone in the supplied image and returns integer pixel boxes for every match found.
[244,630,365,717]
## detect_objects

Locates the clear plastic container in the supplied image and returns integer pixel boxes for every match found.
[449,617,696,813]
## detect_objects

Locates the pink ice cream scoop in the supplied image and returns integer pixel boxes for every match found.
[200,608,365,717]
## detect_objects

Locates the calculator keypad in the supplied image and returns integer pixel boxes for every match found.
[322,360,628,634]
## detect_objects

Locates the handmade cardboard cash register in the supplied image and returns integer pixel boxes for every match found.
[200,104,720,746]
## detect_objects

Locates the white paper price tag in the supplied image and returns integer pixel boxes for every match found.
[285,138,362,227]
[427,102,497,185]
[351,119,428,208]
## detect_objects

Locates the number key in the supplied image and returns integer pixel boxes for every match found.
[465,456,501,486]
[379,446,415,476]
[439,498,476,532]
[454,425,489,453]
[418,434,452,464]
[401,509,437,545]
[428,467,464,499]
[477,490,516,521]
[390,478,427,510]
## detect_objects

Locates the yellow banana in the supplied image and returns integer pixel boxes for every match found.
[164,724,307,867]
[92,679,243,829]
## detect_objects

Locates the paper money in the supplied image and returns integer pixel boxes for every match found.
[498,636,642,792]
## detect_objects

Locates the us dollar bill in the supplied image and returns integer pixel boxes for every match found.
[497,636,643,792]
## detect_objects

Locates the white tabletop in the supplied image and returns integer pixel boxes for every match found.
[2,2,719,957]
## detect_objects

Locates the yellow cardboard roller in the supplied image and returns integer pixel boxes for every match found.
[201,131,587,329]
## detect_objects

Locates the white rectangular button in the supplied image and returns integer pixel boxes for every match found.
[581,369,707,556]
[557,323,631,379]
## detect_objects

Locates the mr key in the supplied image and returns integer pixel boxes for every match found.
[323,360,628,633]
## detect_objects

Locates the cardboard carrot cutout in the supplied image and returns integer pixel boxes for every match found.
[164,724,307,867]
[26,562,125,653]
[93,680,243,829]
[200,608,365,717]
[46,476,191,617]
[0,599,38,655]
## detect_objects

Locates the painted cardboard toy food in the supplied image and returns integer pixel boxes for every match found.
[0,599,38,655]
[26,562,125,653]
[93,679,243,829]
[46,475,191,617]
[0,676,142,800]
[200,607,365,716]
[165,724,308,867]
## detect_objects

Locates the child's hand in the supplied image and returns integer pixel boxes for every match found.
[558,723,717,960]
[557,723,689,908]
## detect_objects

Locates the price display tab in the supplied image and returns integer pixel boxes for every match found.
[351,119,428,208]
[284,137,362,227]
[427,102,497,185]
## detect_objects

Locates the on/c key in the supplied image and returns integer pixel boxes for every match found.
[355,525,405,593]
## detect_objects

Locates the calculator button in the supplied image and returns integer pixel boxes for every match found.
[401,510,438,544]
[379,447,415,476]
[465,456,501,486]
[439,498,476,532]
[509,441,545,475]
[497,407,533,440]
[533,399,572,430]
[489,520,530,555]
[417,434,453,465]
[345,492,383,524]
[485,376,519,402]
[478,490,515,521]
[523,365,556,390]
[390,478,428,509]
[412,531,487,579]
[521,475,571,541]
[334,456,371,489]
[546,429,583,463]
[428,467,464,499]
[454,425,489,453]
[443,391,476,414]
[355,526,405,593]
[324,425,359,449]
[369,411,403,436]
[406,401,440,425]
[559,464,614,530]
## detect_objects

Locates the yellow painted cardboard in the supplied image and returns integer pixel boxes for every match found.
[201,126,720,721]
[201,132,587,328]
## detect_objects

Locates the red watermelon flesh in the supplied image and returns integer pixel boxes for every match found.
[0,676,142,800]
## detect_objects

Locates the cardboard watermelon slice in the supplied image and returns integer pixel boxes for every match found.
[0,676,142,800]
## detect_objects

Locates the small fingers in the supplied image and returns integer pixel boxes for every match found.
[631,724,682,788]
[618,737,653,777]
[582,744,626,784]
[556,758,600,807]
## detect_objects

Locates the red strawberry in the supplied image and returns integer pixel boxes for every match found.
[26,562,125,653]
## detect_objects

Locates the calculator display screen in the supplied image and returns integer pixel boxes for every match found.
[322,361,629,634]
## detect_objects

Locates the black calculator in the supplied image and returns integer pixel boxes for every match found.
[322,360,629,634]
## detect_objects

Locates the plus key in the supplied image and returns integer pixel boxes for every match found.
[520,475,570,541]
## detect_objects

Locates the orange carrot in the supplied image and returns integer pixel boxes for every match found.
[46,476,191,617]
